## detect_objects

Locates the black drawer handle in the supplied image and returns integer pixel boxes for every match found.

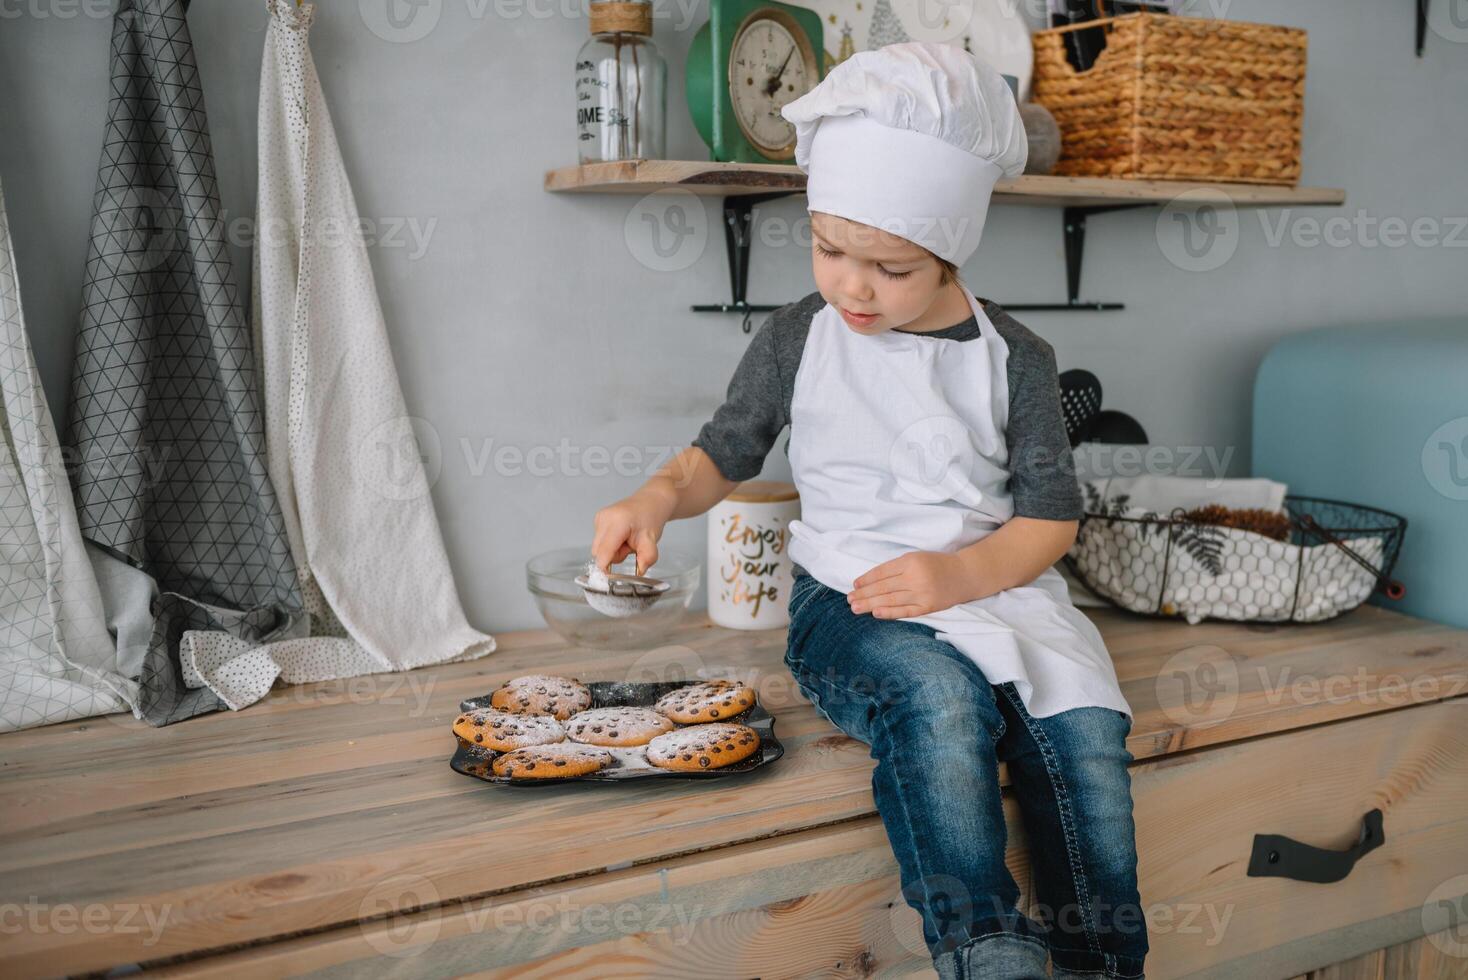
[1247,808,1383,884]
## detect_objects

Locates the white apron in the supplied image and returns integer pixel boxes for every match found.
[787,294,1133,720]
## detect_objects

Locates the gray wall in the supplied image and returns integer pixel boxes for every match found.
[2,0,1464,632]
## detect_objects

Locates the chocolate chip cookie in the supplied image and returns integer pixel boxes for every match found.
[453,708,565,752]
[491,741,614,780]
[653,679,757,724]
[489,674,592,720]
[564,706,674,747]
[645,722,761,771]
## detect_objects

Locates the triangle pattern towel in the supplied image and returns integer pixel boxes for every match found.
[67,0,309,726]
[181,0,497,691]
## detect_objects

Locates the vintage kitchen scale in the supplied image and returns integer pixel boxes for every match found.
[686,0,825,164]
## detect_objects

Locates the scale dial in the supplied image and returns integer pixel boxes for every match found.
[727,10,818,160]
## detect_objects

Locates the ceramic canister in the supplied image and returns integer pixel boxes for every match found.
[706,481,800,629]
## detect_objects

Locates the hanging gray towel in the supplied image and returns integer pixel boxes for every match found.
[68,0,307,726]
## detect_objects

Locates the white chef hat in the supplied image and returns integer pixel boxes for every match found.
[781,42,1027,267]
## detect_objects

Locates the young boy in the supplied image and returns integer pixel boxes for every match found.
[593,43,1147,980]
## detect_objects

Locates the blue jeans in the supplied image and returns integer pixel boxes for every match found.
[785,573,1148,980]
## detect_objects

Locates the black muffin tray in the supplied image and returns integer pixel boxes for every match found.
[450,680,784,786]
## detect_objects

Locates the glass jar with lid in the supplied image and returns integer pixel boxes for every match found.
[574,1,666,163]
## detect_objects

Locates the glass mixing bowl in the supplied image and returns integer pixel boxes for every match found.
[526,546,701,650]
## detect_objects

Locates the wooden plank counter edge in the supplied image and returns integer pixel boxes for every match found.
[2,604,1465,976]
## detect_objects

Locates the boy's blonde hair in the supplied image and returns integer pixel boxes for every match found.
[936,256,962,287]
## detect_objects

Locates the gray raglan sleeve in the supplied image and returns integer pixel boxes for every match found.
[691,314,787,482]
[1003,333,1085,521]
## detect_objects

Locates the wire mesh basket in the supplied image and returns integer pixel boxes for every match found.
[1065,493,1407,624]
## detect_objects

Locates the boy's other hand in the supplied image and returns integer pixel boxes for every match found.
[847,551,972,619]
[591,488,676,577]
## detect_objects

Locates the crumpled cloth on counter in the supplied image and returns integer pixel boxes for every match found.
[1064,474,1379,623]
[0,177,136,733]
[176,0,497,703]
[1058,474,1291,608]
[1079,473,1288,515]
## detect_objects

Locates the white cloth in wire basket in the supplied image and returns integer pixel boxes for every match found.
[1066,479,1385,624]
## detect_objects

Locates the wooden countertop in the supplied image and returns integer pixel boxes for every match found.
[3,603,1466,976]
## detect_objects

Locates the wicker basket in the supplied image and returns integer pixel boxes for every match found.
[1031,12,1307,185]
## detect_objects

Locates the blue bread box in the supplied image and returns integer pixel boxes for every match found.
[1252,320,1468,629]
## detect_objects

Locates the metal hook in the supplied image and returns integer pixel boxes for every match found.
[741,308,754,334]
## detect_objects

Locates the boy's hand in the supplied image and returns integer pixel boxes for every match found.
[847,551,973,619]
[592,487,675,576]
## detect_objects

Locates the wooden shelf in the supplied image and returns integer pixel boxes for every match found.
[546,160,806,197]
[544,160,1346,209]
[545,159,1346,313]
